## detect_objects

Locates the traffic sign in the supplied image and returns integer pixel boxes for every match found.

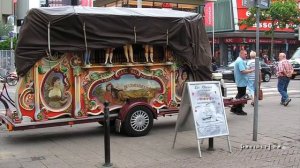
[8,31,14,38]
[243,0,270,9]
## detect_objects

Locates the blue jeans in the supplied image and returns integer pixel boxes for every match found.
[277,76,290,103]
[247,79,255,98]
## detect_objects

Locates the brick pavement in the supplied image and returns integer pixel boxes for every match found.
[0,94,299,168]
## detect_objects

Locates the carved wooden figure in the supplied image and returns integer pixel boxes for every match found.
[123,44,134,63]
[84,50,91,67]
[165,47,174,63]
[104,48,114,64]
[144,44,154,63]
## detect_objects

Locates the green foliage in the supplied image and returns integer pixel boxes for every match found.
[0,20,13,37]
[0,37,17,50]
[269,0,300,26]
[239,0,300,33]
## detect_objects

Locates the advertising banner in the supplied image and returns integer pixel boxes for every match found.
[204,2,214,27]
[81,0,93,7]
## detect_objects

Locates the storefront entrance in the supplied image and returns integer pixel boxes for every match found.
[213,37,300,65]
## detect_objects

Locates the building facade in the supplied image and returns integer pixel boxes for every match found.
[43,0,93,7]
[0,0,14,22]
[209,0,300,66]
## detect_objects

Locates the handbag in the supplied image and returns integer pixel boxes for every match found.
[258,89,263,100]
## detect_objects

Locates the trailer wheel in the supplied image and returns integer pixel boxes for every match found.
[122,106,153,137]
[263,73,271,82]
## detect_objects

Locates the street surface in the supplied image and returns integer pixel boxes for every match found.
[225,76,300,98]
[0,77,299,168]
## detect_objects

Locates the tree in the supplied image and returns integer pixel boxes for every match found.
[0,20,13,39]
[0,37,17,50]
[239,0,300,60]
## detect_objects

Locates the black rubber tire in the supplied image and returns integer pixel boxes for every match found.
[6,76,19,86]
[122,106,153,137]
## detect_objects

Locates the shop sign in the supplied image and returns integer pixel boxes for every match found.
[223,37,292,44]
[287,39,300,44]
[246,38,285,44]
[162,3,172,8]
[224,38,244,43]
[209,38,219,44]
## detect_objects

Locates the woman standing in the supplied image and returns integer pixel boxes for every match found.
[246,51,261,106]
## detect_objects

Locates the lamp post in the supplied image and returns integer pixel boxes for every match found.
[71,0,79,6]
[212,2,215,59]
[295,26,300,41]
[137,0,142,8]
[253,0,260,141]
[9,31,14,70]
[199,0,216,150]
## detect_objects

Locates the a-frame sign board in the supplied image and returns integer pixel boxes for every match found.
[172,81,232,157]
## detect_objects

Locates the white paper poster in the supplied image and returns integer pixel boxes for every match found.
[187,82,229,139]
[173,81,231,157]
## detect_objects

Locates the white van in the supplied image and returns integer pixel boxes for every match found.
[289,47,300,79]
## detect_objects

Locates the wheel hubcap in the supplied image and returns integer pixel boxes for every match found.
[130,110,149,132]
[265,74,270,81]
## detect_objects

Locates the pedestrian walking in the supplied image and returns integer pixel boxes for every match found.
[262,54,269,64]
[230,50,255,115]
[246,51,261,106]
[276,53,294,106]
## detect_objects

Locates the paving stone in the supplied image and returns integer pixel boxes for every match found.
[0,161,22,168]
[19,161,46,168]
[0,95,299,167]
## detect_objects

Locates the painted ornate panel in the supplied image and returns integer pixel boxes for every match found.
[17,53,74,121]
[15,52,178,123]
[16,68,35,122]
[81,64,175,115]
